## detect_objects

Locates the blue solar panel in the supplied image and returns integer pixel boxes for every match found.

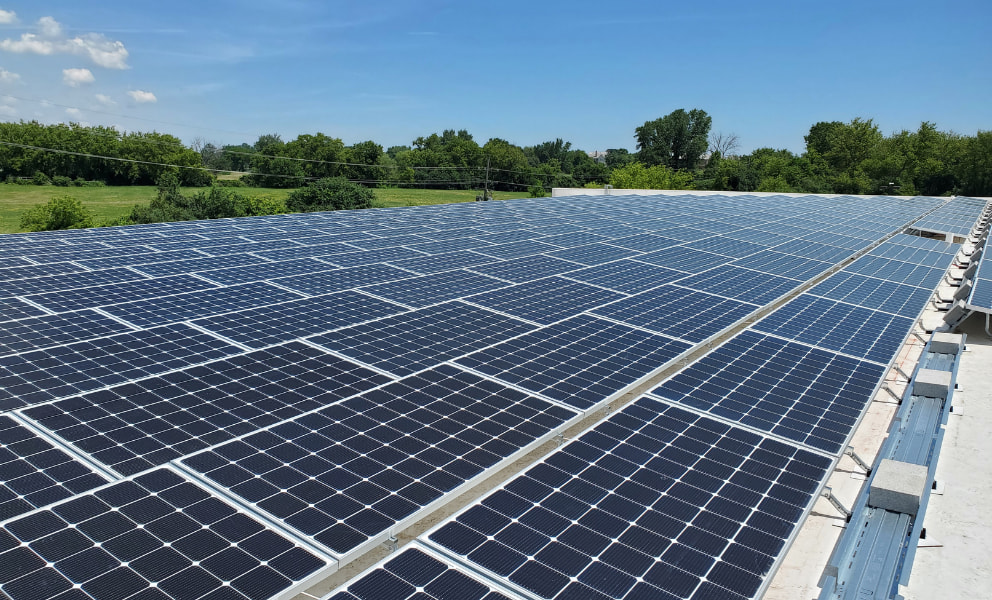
[546,242,641,266]
[193,291,408,349]
[24,342,392,476]
[730,251,832,281]
[752,295,914,364]
[0,323,240,409]
[0,268,148,299]
[806,272,934,317]
[0,299,46,323]
[101,282,304,328]
[685,237,767,258]
[606,233,685,252]
[971,254,992,311]
[130,253,266,277]
[563,259,688,294]
[184,364,576,556]
[24,275,217,313]
[772,240,854,263]
[649,330,886,453]
[465,277,626,325]
[456,315,692,411]
[0,468,327,600]
[842,255,947,289]
[676,265,801,305]
[427,398,832,600]
[362,270,509,308]
[634,247,724,272]
[468,255,581,283]
[474,240,563,259]
[868,244,956,267]
[272,264,414,296]
[198,257,339,285]
[0,415,109,521]
[309,301,537,377]
[0,262,88,282]
[328,545,521,600]
[591,285,758,343]
[384,250,500,275]
[0,310,133,358]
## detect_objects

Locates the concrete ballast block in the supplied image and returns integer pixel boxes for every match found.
[929,332,964,355]
[913,369,952,399]
[869,459,929,516]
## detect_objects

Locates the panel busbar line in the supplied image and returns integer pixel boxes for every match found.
[423,397,832,600]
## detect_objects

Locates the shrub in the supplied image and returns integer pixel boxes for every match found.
[238,195,287,216]
[528,184,547,198]
[285,177,375,213]
[32,171,51,185]
[81,180,106,187]
[73,177,86,187]
[20,196,94,231]
[52,175,72,187]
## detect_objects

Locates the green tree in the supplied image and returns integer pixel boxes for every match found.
[285,177,376,213]
[609,162,694,190]
[635,108,712,170]
[20,195,94,231]
[605,148,634,171]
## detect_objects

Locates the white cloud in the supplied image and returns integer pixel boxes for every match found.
[0,9,16,24]
[62,67,94,86]
[127,89,156,103]
[65,107,80,116]
[0,104,16,117]
[0,17,129,69]
[94,93,115,106]
[0,67,18,83]
[38,16,62,37]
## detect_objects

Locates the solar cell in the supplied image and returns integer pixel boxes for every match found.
[24,275,217,313]
[405,238,496,255]
[634,247,724,272]
[606,233,685,252]
[235,241,360,261]
[684,237,767,259]
[0,323,240,409]
[971,255,992,311]
[0,416,109,521]
[269,264,414,296]
[309,301,535,377]
[540,232,611,248]
[843,255,947,289]
[868,244,955,267]
[426,398,831,600]
[184,364,576,557]
[474,240,563,259]
[193,291,407,349]
[591,285,758,343]
[0,468,327,600]
[24,342,392,476]
[327,545,523,600]
[319,246,431,268]
[0,262,87,282]
[361,270,509,308]
[752,295,915,364]
[546,243,641,266]
[772,240,854,263]
[675,265,801,305]
[465,276,625,325]
[563,259,687,294]
[456,314,692,410]
[100,282,304,328]
[130,253,267,277]
[74,249,207,270]
[0,311,133,358]
[806,272,935,317]
[649,330,886,453]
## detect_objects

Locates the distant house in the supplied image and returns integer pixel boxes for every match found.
[587,150,608,164]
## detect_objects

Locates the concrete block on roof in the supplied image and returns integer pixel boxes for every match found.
[913,369,952,399]
[943,300,968,325]
[869,459,928,516]
[930,332,964,355]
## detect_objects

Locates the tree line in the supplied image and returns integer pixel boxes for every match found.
[2,111,990,197]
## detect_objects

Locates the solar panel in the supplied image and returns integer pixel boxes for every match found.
[474,240,563,259]
[606,233,685,252]
[183,364,577,557]
[562,259,688,294]
[327,545,524,600]
[320,245,431,267]
[23,275,218,314]
[0,468,328,600]
[0,268,151,299]
[546,242,641,266]
[634,247,725,272]
[100,282,304,328]
[197,257,339,285]
[591,285,758,343]
[0,262,88,282]
[684,237,768,258]
[74,249,207,270]
[0,415,109,521]
[361,270,509,309]
[130,253,267,277]
[0,310,134,358]
[383,250,500,275]
[23,342,392,476]
[465,276,626,325]
[730,251,832,281]
[425,398,832,600]
[0,323,240,409]
[806,272,935,317]
[271,264,415,296]
[0,299,46,323]
[752,294,915,364]
[772,240,854,263]
[674,265,801,305]
[868,244,957,267]
[649,330,886,453]
[467,254,581,283]
[309,301,537,377]
[842,255,947,289]
[969,250,992,311]
[456,314,692,411]
[192,291,408,349]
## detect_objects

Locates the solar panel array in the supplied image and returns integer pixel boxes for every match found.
[911,196,988,238]
[0,192,969,600]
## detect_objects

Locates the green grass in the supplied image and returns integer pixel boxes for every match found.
[0,184,525,234]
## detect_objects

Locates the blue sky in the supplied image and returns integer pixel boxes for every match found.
[0,0,988,154]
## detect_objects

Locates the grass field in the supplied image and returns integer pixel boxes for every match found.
[0,184,524,234]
